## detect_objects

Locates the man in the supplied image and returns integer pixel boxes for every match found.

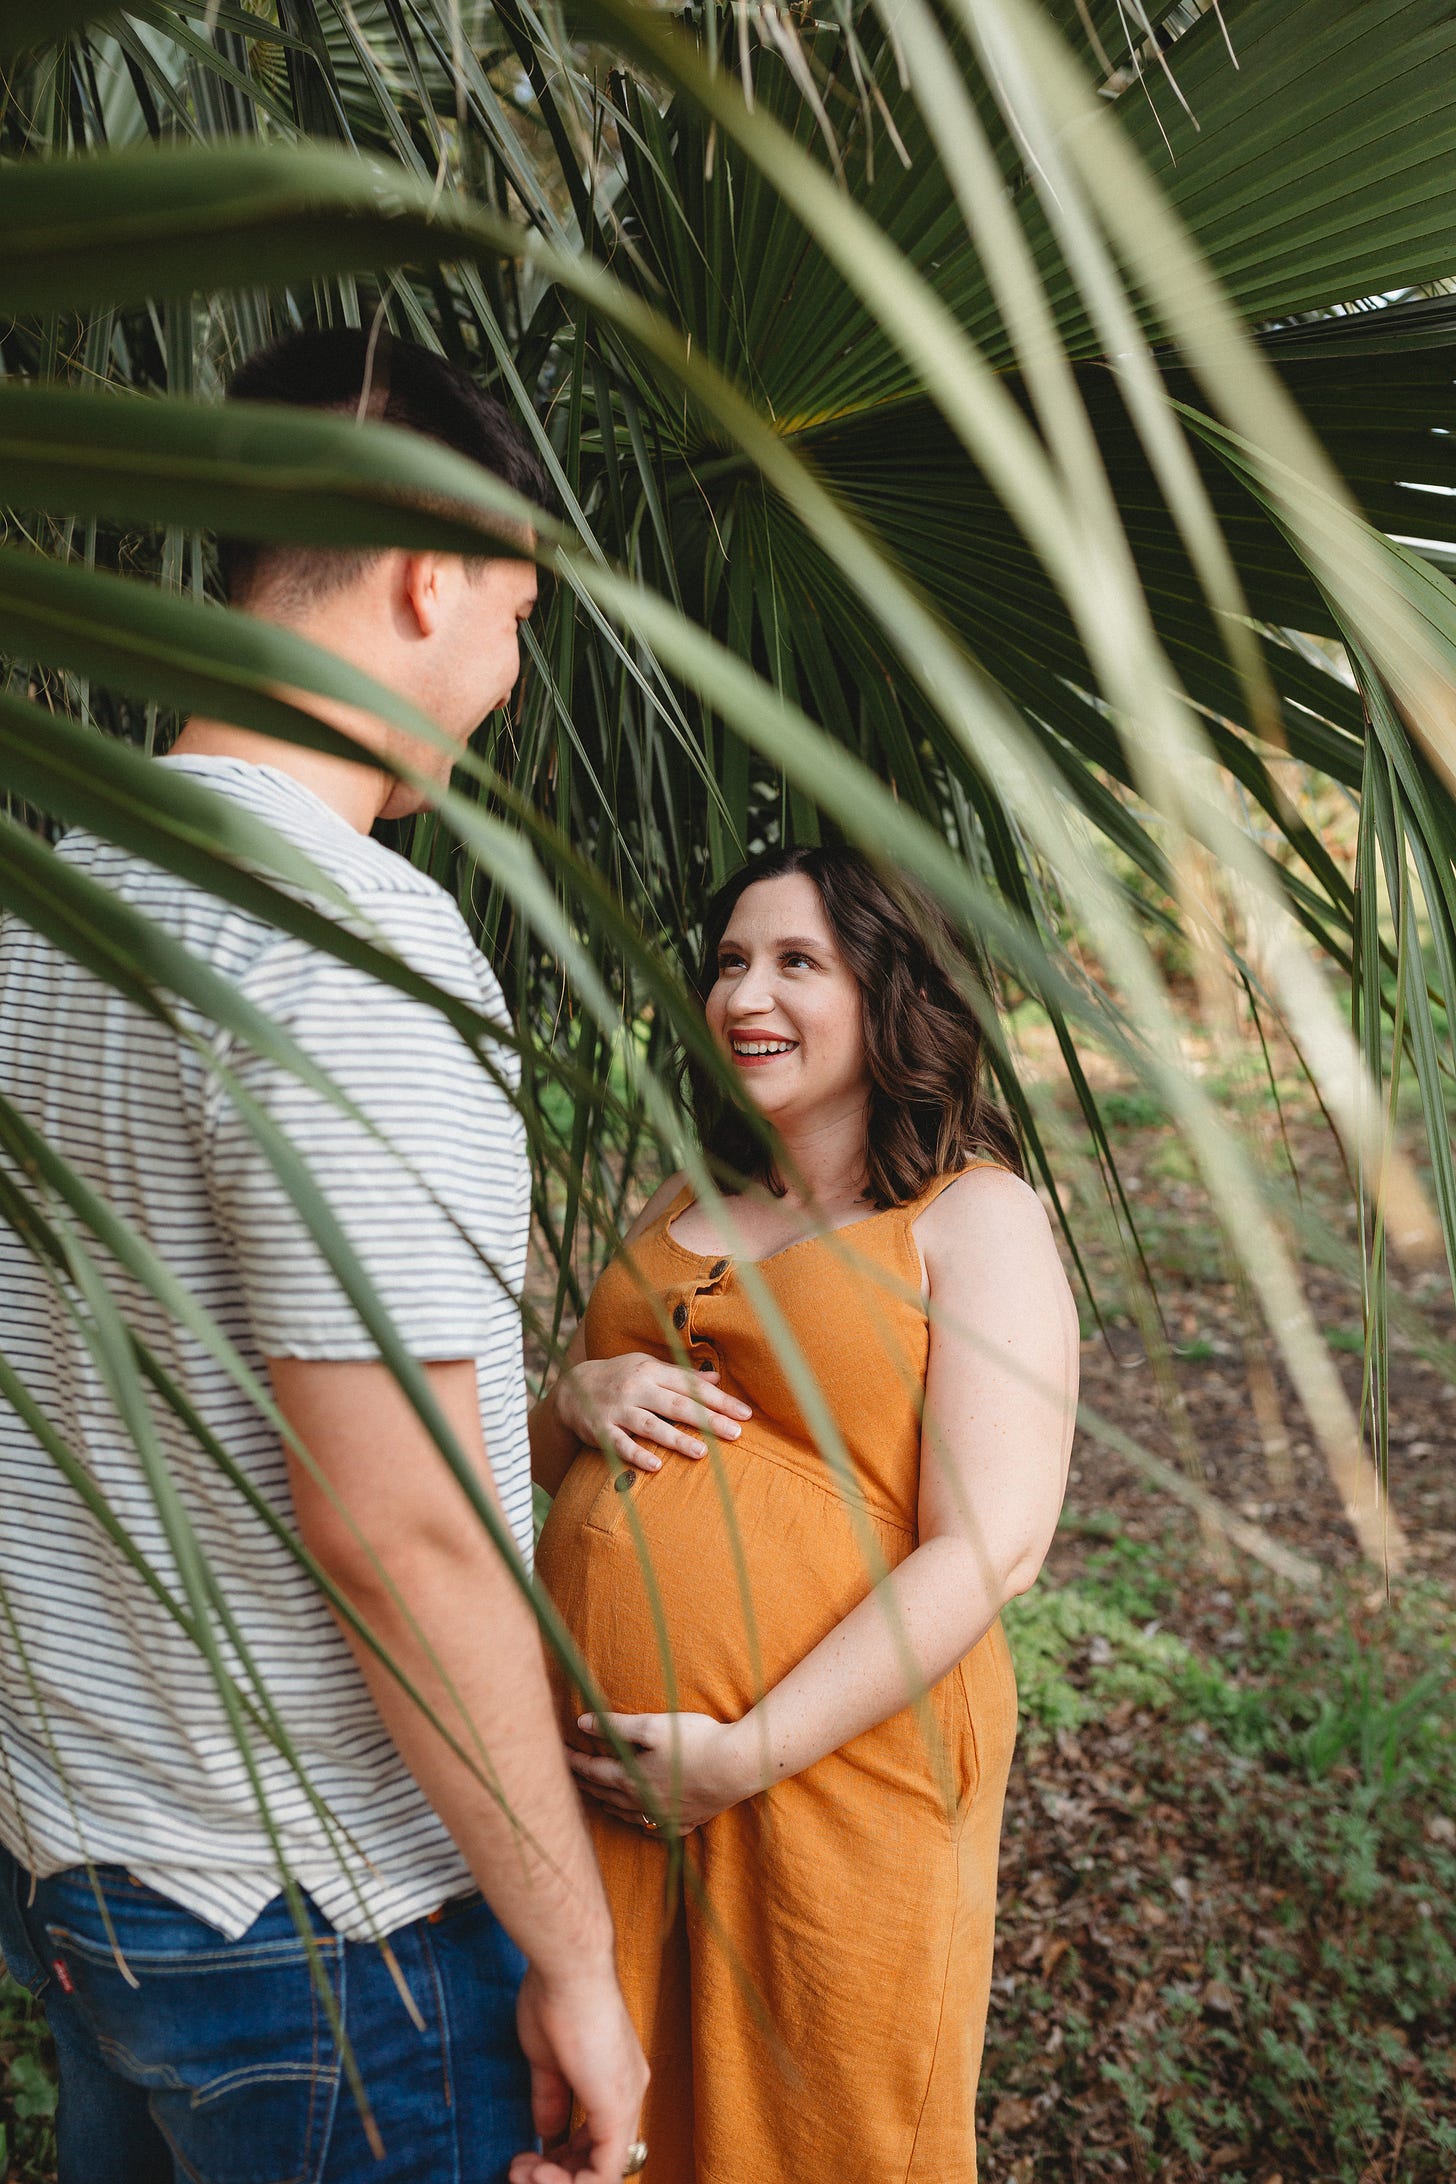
[0,329,646,2184]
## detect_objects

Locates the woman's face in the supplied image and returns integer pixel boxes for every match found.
[705,874,870,1128]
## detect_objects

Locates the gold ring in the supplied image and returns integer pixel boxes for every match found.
[638,1811,658,1833]
[624,2141,648,2177]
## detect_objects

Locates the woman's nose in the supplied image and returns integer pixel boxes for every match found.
[727,970,775,1014]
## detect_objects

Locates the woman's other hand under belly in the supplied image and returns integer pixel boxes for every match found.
[568,1708,759,1834]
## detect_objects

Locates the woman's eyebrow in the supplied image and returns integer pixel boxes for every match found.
[718,934,830,954]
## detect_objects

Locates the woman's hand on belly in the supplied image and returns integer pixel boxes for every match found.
[569,1709,756,1833]
[556,1353,752,1473]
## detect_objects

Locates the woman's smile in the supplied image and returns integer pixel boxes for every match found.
[728,1034,799,1066]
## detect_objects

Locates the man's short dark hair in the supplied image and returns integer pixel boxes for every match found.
[217,325,551,606]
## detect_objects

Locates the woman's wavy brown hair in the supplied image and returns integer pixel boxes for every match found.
[686,845,1023,1207]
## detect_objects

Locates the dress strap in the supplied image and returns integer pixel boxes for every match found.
[651,1179,697,1239]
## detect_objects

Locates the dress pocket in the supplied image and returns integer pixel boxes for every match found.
[582,1461,642,1539]
[565,1445,670,1542]
[953,1615,1020,1819]
[42,1899,341,2184]
[926,1664,981,1819]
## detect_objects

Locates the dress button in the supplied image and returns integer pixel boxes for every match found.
[697,1357,716,1374]
[710,1258,730,1279]
[672,1302,688,1331]
[614,1470,636,1493]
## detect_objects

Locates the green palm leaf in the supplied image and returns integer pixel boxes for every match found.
[0,0,123,56]
[4,2,1454,1998]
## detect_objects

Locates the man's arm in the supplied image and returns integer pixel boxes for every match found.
[269,1353,647,2183]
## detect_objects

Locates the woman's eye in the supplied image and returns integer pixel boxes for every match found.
[783,951,814,969]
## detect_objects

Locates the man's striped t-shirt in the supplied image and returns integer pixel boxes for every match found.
[0,756,533,1941]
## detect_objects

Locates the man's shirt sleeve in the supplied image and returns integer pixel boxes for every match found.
[200,893,525,1362]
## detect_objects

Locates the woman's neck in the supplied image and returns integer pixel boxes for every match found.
[769,1104,871,1214]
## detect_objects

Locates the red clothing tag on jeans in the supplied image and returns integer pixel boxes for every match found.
[51,1957,74,1995]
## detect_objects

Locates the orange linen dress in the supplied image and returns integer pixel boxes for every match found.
[535,1169,1019,2184]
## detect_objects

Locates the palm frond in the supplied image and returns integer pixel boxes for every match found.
[5,0,1455,1607]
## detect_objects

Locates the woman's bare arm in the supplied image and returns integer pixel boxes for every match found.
[572,1167,1077,1825]
[726,1168,1075,1783]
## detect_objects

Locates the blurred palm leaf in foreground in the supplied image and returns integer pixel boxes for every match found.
[3,0,1456,1596]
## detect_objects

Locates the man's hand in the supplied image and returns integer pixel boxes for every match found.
[569,1710,755,1834]
[509,1962,649,2183]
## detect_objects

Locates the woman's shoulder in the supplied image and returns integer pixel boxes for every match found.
[913,1161,1058,1264]
[915,1163,1077,1373]
[619,1168,692,1248]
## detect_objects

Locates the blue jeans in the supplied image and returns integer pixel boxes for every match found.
[0,1846,534,2183]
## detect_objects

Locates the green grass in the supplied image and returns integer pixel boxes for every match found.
[0,1972,54,2180]
[1007,1532,1453,1799]
[990,1530,1456,2180]
[1001,1534,1190,1736]
[1097,1089,1169,1131]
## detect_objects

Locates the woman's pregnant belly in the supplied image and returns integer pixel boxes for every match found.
[536,1433,913,1725]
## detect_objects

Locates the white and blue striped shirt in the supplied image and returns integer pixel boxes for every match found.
[0,756,533,1940]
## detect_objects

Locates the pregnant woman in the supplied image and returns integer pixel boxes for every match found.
[527,845,1077,2184]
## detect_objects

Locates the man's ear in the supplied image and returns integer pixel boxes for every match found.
[400,552,445,637]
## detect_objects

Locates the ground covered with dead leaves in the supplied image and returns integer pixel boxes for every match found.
[978,1082,1456,2184]
[985,1520,1454,2183]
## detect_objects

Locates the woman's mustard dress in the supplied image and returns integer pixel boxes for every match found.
[535,1168,1019,2184]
